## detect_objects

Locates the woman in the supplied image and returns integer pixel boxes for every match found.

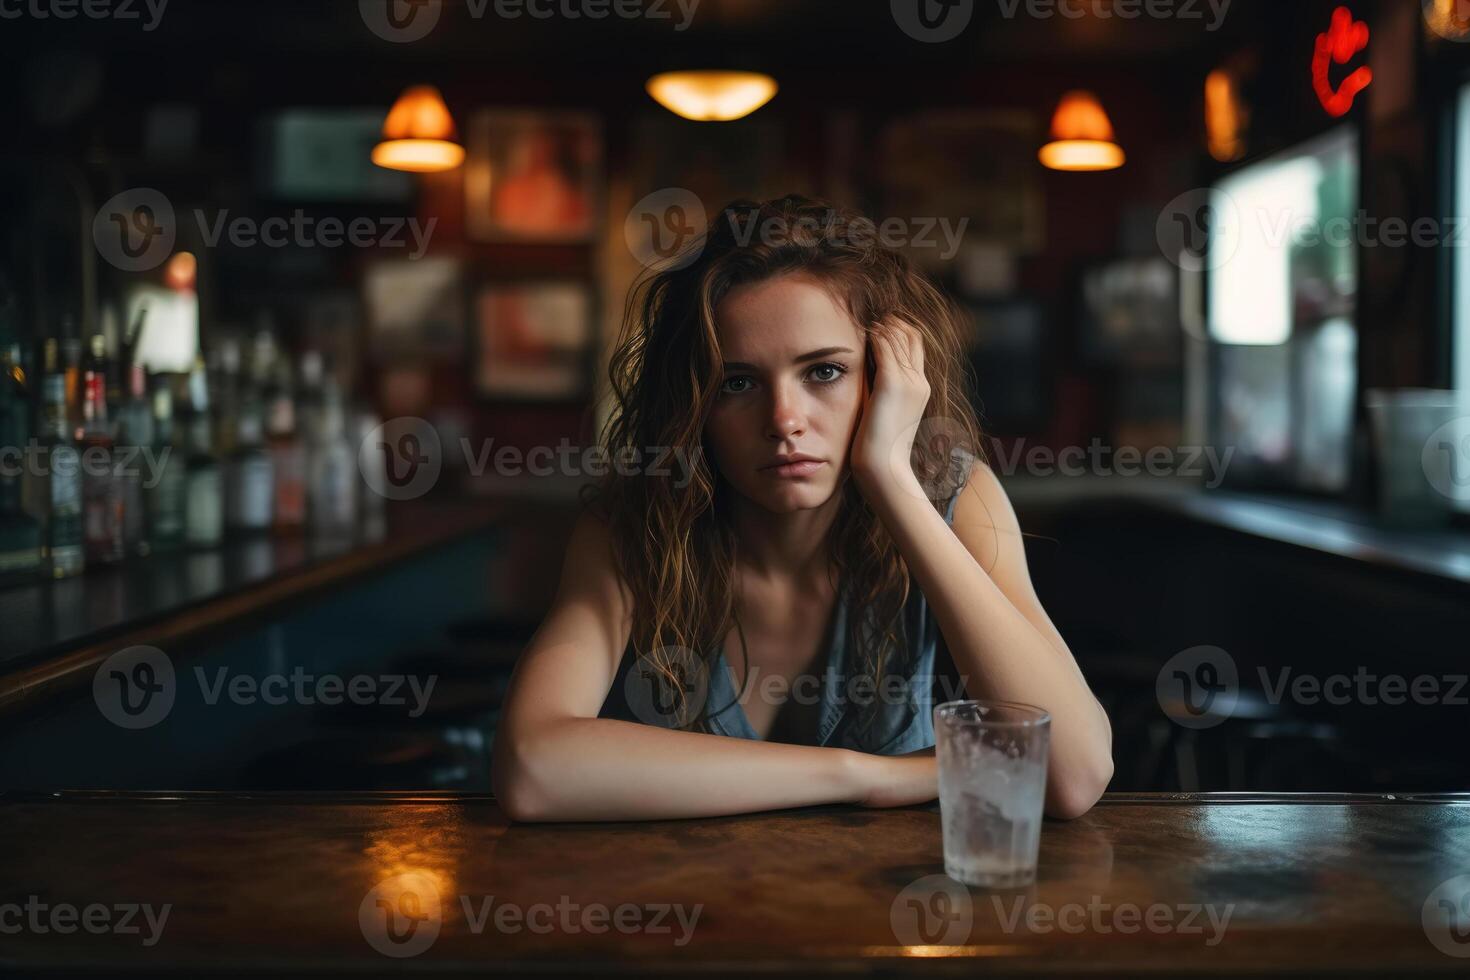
[492,195,1113,822]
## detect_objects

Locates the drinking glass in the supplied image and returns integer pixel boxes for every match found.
[934,699,1051,887]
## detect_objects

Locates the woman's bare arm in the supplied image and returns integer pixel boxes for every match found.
[491,511,937,822]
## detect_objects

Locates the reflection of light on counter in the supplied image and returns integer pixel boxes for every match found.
[363,810,465,911]
[864,944,1031,957]
[1201,803,1350,856]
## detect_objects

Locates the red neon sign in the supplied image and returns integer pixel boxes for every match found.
[1313,6,1373,118]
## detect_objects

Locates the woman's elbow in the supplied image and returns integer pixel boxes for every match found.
[494,770,548,823]
[1045,754,1114,821]
[492,730,553,823]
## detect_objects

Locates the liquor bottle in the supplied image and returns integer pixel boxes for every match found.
[212,337,241,461]
[23,339,84,579]
[296,350,325,453]
[116,361,154,557]
[226,378,274,533]
[146,375,186,552]
[183,356,223,548]
[0,343,42,583]
[266,358,306,531]
[308,376,357,535]
[60,330,82,441]
[352,401,386,529]
[79,334,124,564]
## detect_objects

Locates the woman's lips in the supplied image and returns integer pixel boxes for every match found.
[762,460,825,478]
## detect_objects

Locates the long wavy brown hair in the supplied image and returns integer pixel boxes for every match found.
[584,194,989,746]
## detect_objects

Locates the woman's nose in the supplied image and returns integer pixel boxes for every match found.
[765,383,806,440]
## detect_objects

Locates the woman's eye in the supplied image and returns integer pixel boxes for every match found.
[810,363,846,384]
[721,377,752,394]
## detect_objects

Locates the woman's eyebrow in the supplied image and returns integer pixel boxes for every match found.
[722,346,855,371]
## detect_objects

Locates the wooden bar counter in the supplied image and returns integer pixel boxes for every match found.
[2,791,1467,975]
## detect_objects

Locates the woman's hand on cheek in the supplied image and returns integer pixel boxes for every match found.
[849,317,930,500]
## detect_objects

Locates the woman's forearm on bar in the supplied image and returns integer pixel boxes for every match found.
[493,716,861,822]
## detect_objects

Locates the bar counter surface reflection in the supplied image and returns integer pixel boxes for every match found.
[1,790,1467,975]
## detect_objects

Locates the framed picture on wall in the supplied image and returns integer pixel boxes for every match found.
[362,256,466,361]
[463,110,602,243]
[874,110,1045,255]
[473,281,593,400]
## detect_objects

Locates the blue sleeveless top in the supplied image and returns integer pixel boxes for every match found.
[599,449,977,756]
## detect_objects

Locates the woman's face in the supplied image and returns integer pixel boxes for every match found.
[704,273,867,514]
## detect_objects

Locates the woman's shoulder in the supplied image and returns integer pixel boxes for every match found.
[558,507,636,622]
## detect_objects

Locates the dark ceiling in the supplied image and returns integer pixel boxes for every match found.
[1,0,1274,68]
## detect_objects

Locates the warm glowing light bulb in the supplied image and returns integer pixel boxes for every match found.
[373,85,465,173]
[1039,90,1125,172]
[646,71,778,122]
